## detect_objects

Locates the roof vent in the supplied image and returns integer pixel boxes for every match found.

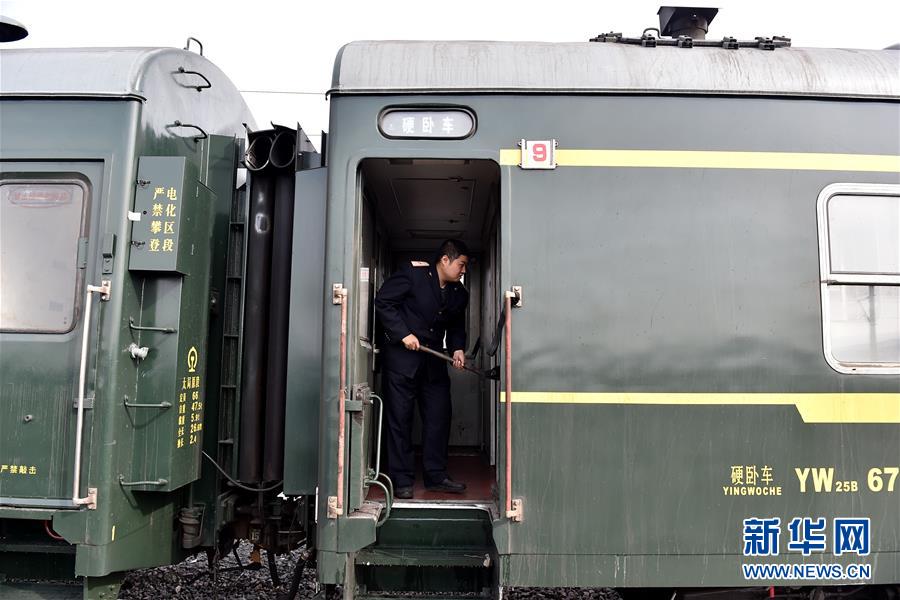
[657,6,719,40]
[0,15,28,42]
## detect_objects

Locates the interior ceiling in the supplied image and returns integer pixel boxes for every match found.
[361,158,498,253]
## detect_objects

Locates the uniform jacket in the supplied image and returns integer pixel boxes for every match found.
[374,261,468,379]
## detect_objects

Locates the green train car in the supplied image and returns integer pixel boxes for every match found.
[0,46,312,598]
[2,9,899,600]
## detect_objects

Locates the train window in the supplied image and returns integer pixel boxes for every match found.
[826,286,899,365]
[827,194,899,275]
[817,183,900,374]
[0,180,87,333]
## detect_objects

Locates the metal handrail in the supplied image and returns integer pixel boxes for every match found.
[503,290,522,522]
[370,394,385,477]
[123,395,172,410]
[177,66,212,92]
[172,120,208,142]
[118,475,168,487]
[503,291,513,519]
[128,316,176,333]
[329,287,349,518]
[73,281,110,507]
[337,287,348,516]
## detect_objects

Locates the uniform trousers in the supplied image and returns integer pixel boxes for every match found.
[382,362,451,488]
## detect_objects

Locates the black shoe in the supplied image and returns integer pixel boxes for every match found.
[425,478,466,493]
[394,486,413,499]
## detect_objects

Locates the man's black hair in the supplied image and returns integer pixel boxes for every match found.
[435,239,469,263]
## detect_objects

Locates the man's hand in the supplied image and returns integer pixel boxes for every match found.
[452,350,465,370]
[402,334,420,351]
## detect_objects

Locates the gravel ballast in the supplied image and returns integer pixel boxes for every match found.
[120,543,623,599]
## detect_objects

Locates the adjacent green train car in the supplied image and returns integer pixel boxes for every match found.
[0,47,310,598]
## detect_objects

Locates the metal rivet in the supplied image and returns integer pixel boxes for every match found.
[23,414,33,423]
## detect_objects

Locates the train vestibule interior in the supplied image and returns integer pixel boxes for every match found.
[356,158,501,503]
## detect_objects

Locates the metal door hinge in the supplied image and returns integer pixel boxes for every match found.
[77,237,89,269]
[88,280,112,302]
[507,498,523,522]
[333,283,347,305]
[327,495,342,518]
[73,396,95,410]
[75,487,98,510]
[101,234,117,275]
[506,286,523,308]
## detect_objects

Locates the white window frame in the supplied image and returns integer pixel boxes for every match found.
[817,182,900,374]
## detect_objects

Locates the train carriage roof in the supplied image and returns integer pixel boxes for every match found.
[0,47,242,102]
[0,47,255,135]
[331,41,900,99]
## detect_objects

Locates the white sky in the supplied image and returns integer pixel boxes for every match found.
[2,0,899,151]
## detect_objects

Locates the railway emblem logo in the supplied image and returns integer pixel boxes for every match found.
[187,346,198,373]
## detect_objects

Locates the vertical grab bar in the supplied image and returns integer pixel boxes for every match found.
[370,394,384,478]
[366,394,392,526]
[329,286,348,518]
[73,280,110,508]
[504,290,522,521]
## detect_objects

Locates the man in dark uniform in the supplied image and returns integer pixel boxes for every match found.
[374,239,470,499]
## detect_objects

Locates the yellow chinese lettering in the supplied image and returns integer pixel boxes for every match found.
[150,220,163,235]
[149,239,161,252]
[152,203,164,217]
[153,186,165,199]
[28,466,37,475]
[178,415,185,426]
[165,204,177,218]
[176,438,185,449]
[730,466,743,485]
[167,187,178,201]
[164,221,175,234]
[745,465,759,486]
[10,465,18,474]
[162,239,174,252]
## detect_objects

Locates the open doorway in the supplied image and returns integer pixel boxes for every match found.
[356,157,501,503]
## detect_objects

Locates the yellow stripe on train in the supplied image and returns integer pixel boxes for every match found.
[498,149,900,172]
[500,392,900,424]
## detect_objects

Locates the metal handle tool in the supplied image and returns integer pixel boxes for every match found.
[417,345,500,380]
